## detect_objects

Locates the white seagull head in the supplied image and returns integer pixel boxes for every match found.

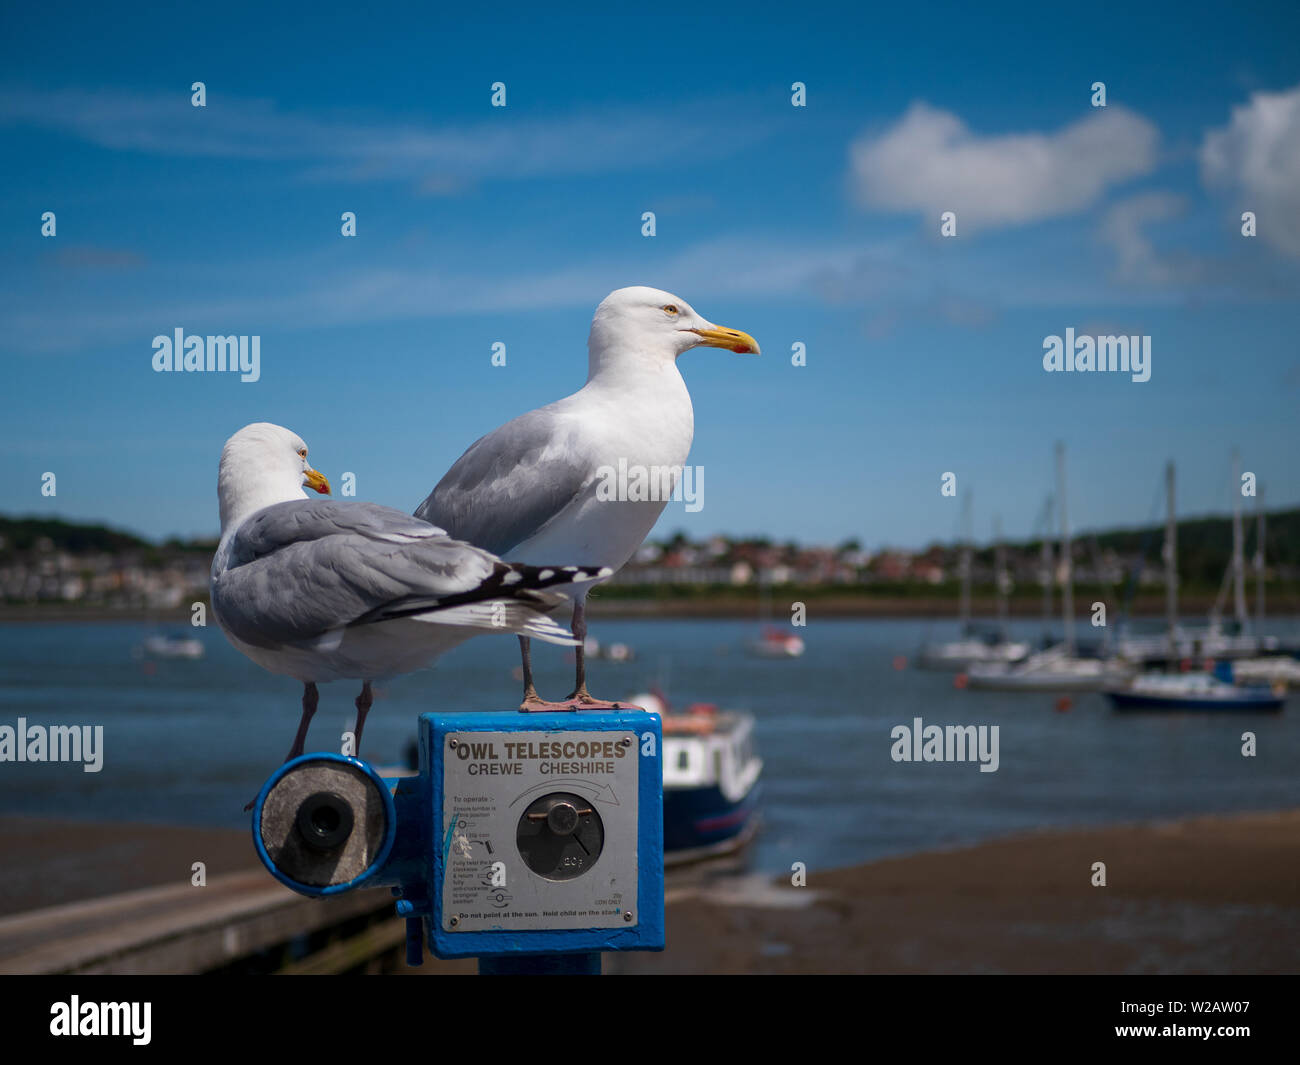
[217,422,331,533]
[587,286,760,376]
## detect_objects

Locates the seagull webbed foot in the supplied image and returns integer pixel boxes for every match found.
[558,686,640,711]
[519,685,571,712]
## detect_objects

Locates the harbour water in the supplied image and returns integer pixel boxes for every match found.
[1,617,1298,876]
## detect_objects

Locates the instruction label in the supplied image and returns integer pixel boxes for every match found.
[440,730,640,932]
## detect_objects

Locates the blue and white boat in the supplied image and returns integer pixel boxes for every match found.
[1105,663,1285,712]
[630,691,763,865]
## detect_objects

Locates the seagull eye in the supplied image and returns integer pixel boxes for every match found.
[662,304,679,315]
[297,448,307,459]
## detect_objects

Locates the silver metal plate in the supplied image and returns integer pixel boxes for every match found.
[440,730,639,932]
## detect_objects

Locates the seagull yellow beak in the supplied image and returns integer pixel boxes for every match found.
[690,324,761,355]
[304,468,331,495]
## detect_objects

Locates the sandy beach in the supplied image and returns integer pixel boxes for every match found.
[2,810,1295,974]
[616,808,1300,974]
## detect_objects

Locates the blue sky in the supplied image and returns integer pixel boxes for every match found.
[2,1,1298,549]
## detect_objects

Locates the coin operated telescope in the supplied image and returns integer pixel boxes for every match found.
[250,709,665,974]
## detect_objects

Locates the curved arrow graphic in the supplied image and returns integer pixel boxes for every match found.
[509,777,620,808]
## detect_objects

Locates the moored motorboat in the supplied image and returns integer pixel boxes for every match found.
[630,691,763,864]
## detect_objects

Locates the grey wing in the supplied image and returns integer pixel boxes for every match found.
[212,499,503,649]
[415,407,596,557]
[231,499,443,557]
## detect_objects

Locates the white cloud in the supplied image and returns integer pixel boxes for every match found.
[1201,84,1300,256]
[849,102,1159,230]
[1099,192,1199,285]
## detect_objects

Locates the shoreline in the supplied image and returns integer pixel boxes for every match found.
[1,591,1294,623]
[3,809,1296,973]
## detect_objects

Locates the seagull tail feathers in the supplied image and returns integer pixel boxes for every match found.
[501,563,613,599]
[349,564,610,630]
[408,600,580,645]
[396,564,610,645]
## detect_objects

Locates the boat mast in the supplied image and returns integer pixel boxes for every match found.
[958,490,972,635]
[994,514,1009,638]
[1164,460,1177,659]
[1040,497,1054,644]
[1057,442,1074,655]
[1088,534,1112,654]
[1255,483,1265,629]
[1232,449,1247,630]
[1227,449,1248,631]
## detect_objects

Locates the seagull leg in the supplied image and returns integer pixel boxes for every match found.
[351,681,373,758]
[518,635,567,712]
[285,682,320,762]
[245,682,319,811]
[560,601,633,710]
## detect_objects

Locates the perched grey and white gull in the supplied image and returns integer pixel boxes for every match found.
[416,286,759,709]
[210,422,608,781]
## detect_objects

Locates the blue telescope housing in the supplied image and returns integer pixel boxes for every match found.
[251,709,665,972]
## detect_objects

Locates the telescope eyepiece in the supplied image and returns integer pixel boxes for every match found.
[296,790,354,851]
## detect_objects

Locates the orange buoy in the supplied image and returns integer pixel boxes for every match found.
[1055,696,1073,713]
[892,655,907,671]
[953,673,969,690]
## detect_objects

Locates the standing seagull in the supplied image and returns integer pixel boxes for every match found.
[210,423,608,784]
[416,286,759,709]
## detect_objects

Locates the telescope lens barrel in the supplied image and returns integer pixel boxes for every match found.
[252,755,395,894]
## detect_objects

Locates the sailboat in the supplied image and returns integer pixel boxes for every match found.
[1118,453,1281,664]
[1201,454,1282,658]
[1107,662,1284,711]
[1106,454,1287,712]
[746,576,805,658]
[917,499,1030,670]
[967,444,1134,692]
[1234,492,1300,684]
